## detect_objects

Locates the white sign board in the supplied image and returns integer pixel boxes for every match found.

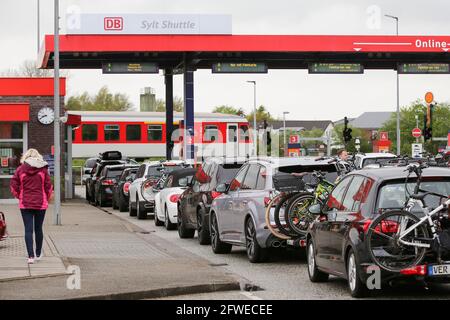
[66,14,232,35]
[412,143,423,158]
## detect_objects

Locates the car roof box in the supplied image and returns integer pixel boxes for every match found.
[100,151,122,161]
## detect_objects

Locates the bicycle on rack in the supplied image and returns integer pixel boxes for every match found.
[366,162,450,272]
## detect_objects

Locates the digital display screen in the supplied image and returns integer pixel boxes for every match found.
[309,63,364,74]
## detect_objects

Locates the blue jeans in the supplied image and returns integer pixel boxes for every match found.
[20,209,46,258]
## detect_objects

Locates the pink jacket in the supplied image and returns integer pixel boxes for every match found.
[10,158,53,210]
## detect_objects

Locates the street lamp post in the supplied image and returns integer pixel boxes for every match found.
[283,111,289,157]
[247,81,257,156]
[385,14,400,155]
[37,0,40,54]
[53,0,61,225]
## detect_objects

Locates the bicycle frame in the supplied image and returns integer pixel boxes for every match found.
[398,197,450,248]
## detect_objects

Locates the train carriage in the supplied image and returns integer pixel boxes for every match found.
[69,111,254,159]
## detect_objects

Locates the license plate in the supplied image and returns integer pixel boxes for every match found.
[428,264,450,276]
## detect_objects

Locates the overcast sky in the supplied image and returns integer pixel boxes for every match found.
[1,0,449,121]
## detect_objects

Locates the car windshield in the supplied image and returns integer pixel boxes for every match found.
[377,178,450,213]
[85,158,98,168]
[362,157,396,168]
[217,167,241,184]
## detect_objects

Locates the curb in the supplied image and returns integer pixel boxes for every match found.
[69,281,241,300]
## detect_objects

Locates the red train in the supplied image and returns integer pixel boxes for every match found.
[69,111,254,159]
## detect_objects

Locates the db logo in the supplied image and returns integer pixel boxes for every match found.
[104,17,123,31]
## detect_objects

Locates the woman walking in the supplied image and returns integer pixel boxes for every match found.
[10,149,53,264]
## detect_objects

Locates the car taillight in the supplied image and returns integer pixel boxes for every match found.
[102,179,115,186]
[363,219,399,234]
[169,194,180,203]
[143,179,157,190]
[264,197,271,207]
[211,191,222,199]
[123,182,131,195]
[400,265,427,276]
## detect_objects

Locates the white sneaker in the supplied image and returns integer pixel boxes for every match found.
[36,254,43,261]
[27,257,35,264]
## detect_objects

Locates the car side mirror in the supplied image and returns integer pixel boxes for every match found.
[215,183,228,194]
[308,203,323,216]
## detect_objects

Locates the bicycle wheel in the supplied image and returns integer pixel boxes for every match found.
[274,193,299,237]
[366,210,429,273]
[265,194,291,240]
[284,192,317,236]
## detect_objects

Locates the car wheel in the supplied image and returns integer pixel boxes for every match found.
[118,194,128,212]
[347,249,369,298]
[197,207,211,245]
[307,240,329,282]
[85,186,90,202]
[112,194,118,210]
[177,206,195,238]
[154,208,164,226]
[137,200,147,220]
[245,218,268,263]
[164,207,177,230]
[129,196,137,217]
[210,213,232,254]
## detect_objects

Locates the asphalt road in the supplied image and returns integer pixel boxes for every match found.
[76,186,450,300]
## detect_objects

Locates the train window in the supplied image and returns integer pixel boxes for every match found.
[104,124,120,141]
[126,125,141,141]
[239,125,250,142]
[228,125,238,143]
[204,125,218,142]
[82,124,98,141]
[147,125,163,141]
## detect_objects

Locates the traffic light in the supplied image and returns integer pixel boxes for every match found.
[423,103,434,141]
[343,117,353,143]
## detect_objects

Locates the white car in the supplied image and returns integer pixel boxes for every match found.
[353,152,397,169]
[154,168,197,230]
[128,160,186,220]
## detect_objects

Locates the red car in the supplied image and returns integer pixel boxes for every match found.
[0,212,7,241]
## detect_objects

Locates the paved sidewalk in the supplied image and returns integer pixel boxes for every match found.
[0,200,240,299]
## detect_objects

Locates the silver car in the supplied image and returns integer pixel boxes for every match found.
[209,157,337,263]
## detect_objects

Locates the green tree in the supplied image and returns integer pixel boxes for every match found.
[66,86,132,111]
[246,105,275,124]
[380,100,450,155]
[212,105,245,116]
[154,96,184,112]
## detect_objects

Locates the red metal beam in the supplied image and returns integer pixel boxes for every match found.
[0,78,66,96]
[39,34,450,68]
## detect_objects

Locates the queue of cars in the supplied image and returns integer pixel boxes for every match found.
[83,151,450,298]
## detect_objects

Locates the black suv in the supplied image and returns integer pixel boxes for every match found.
[95,164,137,207]
[177,157,244,244]
[112,166,139,212]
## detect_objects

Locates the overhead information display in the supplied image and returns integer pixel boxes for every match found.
[309,63,364,74]
[102,62,159,74]
[212,63,268,73]
[398,63,450,74]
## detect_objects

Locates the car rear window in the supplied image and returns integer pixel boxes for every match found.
[106,168,124,178]
[276,164,338,184]
[362,157,396,168]
[377,178,450,213]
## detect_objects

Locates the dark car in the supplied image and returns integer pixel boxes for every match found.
[112,166,139,212]
[177,157,245,244]
[306,166,450,298]
[82,157,99,186]
[95,164,136,207]
[86,159,125,204]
